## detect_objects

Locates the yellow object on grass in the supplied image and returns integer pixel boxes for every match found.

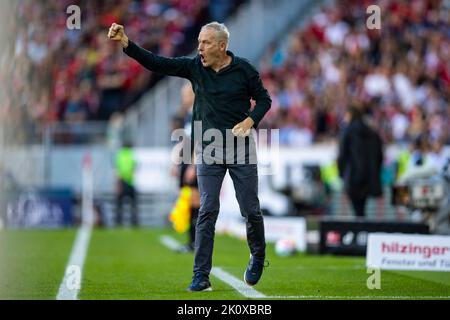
[169,186,192,233]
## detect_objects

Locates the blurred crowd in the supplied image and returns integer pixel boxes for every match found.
[0,0,244,144]
[257,0,450,147]
[2,0,449,148]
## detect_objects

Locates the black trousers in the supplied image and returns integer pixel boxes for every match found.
[116,180,138,226]
[348,191,367,217]
[193,163,266,277]
[189,208,199,248]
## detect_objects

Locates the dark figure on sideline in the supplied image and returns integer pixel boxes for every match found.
[337,107,383,217]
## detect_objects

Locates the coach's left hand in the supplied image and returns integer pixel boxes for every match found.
[232,117,254,137]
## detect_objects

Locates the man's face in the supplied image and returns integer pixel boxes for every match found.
[197,28,225,68]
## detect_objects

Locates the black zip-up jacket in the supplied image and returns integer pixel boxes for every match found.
[123,40,272,150]
[337,118,383,198]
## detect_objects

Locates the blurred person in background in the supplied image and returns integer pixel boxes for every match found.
[429,137,449,173]
[115,141,138,227]
[175,82,200,253]
[435,157,450,235]
[398,135,439,184]
[395,135,446,225]
[338,106,383,217]
[107,112,125,152]
[0,163,20,229]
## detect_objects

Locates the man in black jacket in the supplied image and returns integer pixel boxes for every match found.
[108,21,271,291]
[337,107,383,217]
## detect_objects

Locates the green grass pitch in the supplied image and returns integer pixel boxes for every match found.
[0,228,449,300]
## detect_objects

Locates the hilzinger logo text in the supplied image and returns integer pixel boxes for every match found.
[381,242,450,259]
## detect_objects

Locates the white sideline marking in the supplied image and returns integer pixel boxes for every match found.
[159,236,266,298]
[159,235,183,251]
[267,295,450,300]
[158,236,450,300]
[211,267,267,299]
[56,225,92,300]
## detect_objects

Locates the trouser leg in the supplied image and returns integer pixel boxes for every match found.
[116,182,124,226]
[228,164,266,261]
[349,192,367,217]
[193,164,226,277]
[128,185,138,227]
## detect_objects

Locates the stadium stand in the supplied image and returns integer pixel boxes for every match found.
[1,0,245,144]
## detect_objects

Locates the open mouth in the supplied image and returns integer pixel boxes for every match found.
[200,53,206,64]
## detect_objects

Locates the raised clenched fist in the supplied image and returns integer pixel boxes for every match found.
[108,23,129,48]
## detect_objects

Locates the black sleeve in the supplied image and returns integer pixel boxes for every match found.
[123,40,193,79]
[246,65,272,128]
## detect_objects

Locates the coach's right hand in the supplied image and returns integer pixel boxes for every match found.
[108,23,129,48]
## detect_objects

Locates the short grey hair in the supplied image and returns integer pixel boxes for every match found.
[201,22,230,43]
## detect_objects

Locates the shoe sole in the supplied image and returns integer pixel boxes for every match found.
[187,286,213,292]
